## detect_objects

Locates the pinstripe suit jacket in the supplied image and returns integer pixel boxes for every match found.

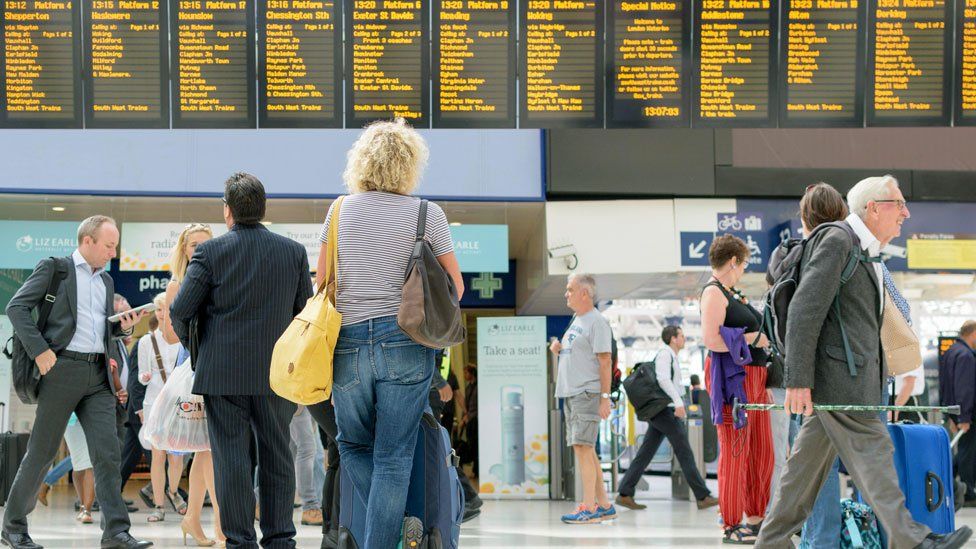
[170,223,313,396]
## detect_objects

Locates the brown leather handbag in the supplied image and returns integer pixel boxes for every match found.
[881,290,921,376]
[397,200,466,349]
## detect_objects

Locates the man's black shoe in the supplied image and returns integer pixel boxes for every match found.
[0,531,42,549]
[462,508,481,523]
[321,529,338,549]
[125,504,138,513]
[100,533,152,549]
[123,499,134,506]
[915,527,973,549]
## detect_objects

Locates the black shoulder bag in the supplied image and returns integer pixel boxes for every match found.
[2,257,69,404]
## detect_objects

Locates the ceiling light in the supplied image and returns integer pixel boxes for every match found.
[450,222,462,226]
[51,206,65,212]
[261,221,273,226]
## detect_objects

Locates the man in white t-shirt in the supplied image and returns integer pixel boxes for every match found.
[614,326,718,511]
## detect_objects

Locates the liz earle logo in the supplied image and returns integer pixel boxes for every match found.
[487,322,535,337]
[15,234,73,253]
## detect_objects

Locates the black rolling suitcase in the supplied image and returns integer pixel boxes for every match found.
[0,404,30,507]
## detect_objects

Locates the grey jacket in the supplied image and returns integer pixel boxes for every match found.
[784,223,884,410]
[5,255,125,392]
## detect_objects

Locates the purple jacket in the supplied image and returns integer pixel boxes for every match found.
[709,326,752,428]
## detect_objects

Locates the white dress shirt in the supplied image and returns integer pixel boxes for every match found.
[654,346,685,408]
[66,249,107,354]
[845,213,884,315]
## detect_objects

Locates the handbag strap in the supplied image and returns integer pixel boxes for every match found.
[415,199,428,243]
[316,196,345,297]
[149,333,168,384]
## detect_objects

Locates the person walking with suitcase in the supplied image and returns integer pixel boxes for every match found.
[940,320,976,505]
[756,175,972,549]
[614,325,718,511]
[3,215,152,549]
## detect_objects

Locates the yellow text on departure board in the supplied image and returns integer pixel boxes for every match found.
[176,0,249,117]
[3,0,75,117]
[264,0,335,117]
[872,0,946,116]
[611,0,684,120]
[961,0,976,113]
[524,0,598,118]
[89,0,163,116]
[785,0,858,117]
[698,0,771,120]
[437,0,510,118]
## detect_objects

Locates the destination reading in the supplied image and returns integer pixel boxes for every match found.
[84,0,168,127]
[868,0,950,125]
[520,0,604,127]
[956,0,976,123]
[606,0,689,127]
[694,0,777,126]
[433,0,516,127]
[1,0,81,127]
[258,0,341,127]
[781,0,862,126]
[172,0,255,127]
[346,0,429,127]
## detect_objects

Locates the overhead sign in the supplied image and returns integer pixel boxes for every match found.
[0,221,79,269]
[716,212,765,234]
[449,225,509,273]
[110,270,172,308]
[120,223,227,272]
[907,234,976,270]
[268,224,325,271]
[461,262,516,309]
[680,231,713,267]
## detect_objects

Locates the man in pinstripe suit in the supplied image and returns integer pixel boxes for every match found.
[170,173,313,549]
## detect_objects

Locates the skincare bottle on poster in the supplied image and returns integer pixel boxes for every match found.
[501,385,526,485]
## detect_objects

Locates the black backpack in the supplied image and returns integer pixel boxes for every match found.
[622,359,674,421]
[761,221,875,378]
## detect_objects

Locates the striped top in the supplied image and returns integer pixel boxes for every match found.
[319,192,454,326]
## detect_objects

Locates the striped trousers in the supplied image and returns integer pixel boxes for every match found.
[706,360,774,529]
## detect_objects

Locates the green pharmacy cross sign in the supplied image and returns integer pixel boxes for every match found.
[471,273,502,299]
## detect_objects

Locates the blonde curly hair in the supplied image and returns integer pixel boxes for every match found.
[343,118,429,195]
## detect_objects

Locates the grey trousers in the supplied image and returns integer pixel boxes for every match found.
[756,411,930,549]
[3,357,130,537]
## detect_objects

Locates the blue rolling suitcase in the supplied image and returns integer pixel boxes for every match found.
[888,423,955,535]
[338,413,465,549]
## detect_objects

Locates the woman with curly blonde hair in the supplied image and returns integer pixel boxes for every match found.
[312,119,463,549]
[154,223,224,546]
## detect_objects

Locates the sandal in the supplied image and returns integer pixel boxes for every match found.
[168,490,188,516]
[147,506,166,522]
[723,524,758,545]
[76,507,93,524]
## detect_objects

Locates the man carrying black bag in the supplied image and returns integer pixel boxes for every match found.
[615,326,718,511]
[3,216,151,549]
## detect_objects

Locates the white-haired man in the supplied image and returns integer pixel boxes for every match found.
[550,274,616,524]
[757,176,972,548]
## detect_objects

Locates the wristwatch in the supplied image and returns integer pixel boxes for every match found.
[600,392,611,399]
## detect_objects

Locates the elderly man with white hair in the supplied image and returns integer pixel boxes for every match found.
[549,273,617,524]
[756,176,973,548]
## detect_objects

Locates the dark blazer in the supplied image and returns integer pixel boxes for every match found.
[170,223,313,396]
[124,344,147,421]
[5,254,125,392]
[784,223,884,410]
[940,339,976,424]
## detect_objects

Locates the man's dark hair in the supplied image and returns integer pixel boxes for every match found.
[689,374,701,387]
[662,325,682,345]
[224,172,266,224]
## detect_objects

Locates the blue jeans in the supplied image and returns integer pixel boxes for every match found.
[43,456,73,486]
[800,458,841,547]
[331,316,434,549]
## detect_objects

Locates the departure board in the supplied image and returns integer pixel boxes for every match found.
[519,0,605,128]
[258,0,342,127]
[345,0,430,128]
[171,0,256,128]
[867,0,951,125]
[606,0,691,127]
[83,0,169,127]
[779,0,865,126]
[692,0,778,127]
[954,0,976,124]
[0,0,82,127]
[432,0,516,128]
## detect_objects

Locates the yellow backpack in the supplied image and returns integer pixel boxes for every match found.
[270,197,344,405]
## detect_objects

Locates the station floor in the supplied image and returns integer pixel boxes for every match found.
[12,477,976,547]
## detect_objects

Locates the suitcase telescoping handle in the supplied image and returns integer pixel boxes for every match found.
[925,472,945,513]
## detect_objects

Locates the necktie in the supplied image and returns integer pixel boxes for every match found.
[881,262,911,325]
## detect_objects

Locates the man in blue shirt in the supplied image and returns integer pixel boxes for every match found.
[941,321,976,505]
[4,216,150,549]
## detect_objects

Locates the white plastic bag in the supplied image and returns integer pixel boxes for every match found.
[142,363,210,452]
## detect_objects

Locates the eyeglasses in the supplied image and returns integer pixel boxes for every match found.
[874,199,907,210]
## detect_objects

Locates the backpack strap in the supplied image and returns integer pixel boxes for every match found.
[37,257,69,333]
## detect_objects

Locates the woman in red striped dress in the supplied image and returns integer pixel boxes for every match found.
[701,235,774,544]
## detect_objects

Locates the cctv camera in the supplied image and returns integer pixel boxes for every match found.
[548,244,577,259]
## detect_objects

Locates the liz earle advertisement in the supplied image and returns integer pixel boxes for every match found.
[477,316,548,499]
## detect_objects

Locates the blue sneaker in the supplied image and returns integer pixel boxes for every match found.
[595,505,617,522]
[561,505,599,524]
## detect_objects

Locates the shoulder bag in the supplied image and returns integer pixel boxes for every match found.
[881,289,921,376]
